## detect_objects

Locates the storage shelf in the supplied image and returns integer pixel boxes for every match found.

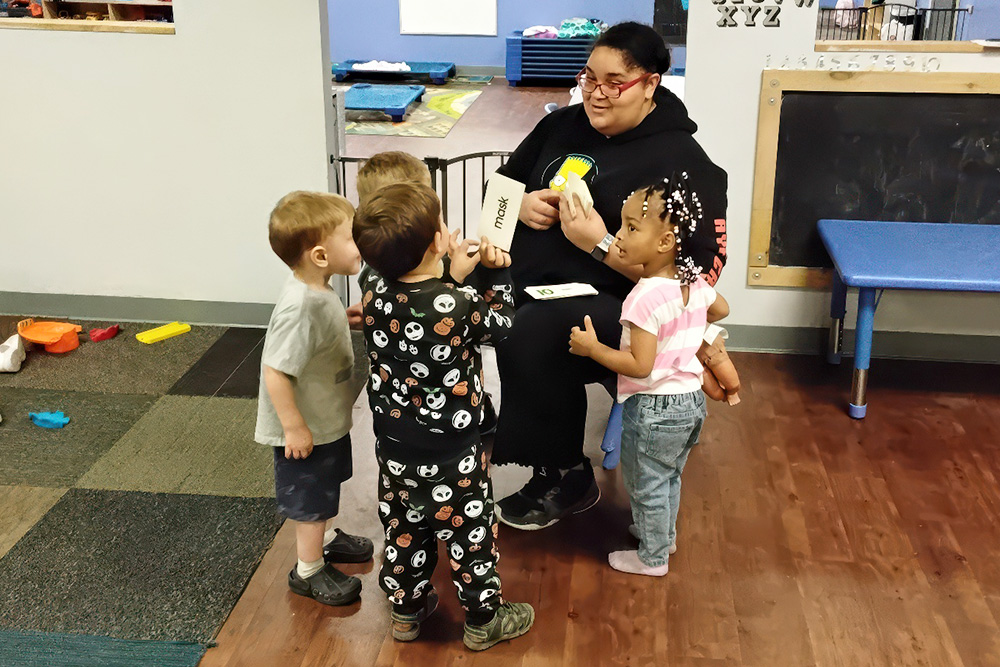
[0,16,173,33]
[506,33,597,86]
[0,0,173,33]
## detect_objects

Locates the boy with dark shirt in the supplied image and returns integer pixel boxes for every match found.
[353,182,534,651]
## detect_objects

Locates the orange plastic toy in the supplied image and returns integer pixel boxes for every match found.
[17,319,83,353]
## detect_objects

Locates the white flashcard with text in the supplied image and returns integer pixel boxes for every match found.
[478,172,526,252]
[524,283,599,300]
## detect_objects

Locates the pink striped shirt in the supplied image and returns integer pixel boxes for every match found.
[617,276,716,402]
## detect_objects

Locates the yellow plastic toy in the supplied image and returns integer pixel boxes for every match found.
[18,319,83,353]
[136,322,191,344]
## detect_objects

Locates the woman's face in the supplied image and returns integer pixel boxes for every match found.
[581,46,659,137]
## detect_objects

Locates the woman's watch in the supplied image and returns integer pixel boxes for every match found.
[589,233,616,262]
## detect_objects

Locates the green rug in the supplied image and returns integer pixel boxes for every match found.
[0,630,206,667]
[0,388,157,487]
[345,85,484,138]
[77,395,273,497]
[0,489,283,643]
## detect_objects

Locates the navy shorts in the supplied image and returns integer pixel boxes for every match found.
[273,433,353,522]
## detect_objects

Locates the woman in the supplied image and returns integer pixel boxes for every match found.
[492,22,728,530]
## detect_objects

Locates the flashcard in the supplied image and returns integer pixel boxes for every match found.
[524,283,599,300]
[564,172,593,217]
[478,172,526,252]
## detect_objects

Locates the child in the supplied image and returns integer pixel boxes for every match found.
[349,150,499,436]
[353,182,534,651]
[356,150,431,206]
[255,191,374,606]
[568,173,729,576]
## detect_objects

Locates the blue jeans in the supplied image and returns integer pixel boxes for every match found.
[621,391,706,567]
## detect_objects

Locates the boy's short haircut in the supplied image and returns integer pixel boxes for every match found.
[269,191,355,268]
[354,182,441,281]
[357,152,432,204]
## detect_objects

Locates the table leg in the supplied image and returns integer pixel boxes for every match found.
[849,287,876,419]
[828,271,847,365]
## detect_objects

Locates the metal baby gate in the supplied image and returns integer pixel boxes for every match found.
[331,152,512,303]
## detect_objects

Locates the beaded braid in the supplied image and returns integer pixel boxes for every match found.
[637,171,704,284]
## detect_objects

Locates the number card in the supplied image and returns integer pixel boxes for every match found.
[524,283,599,300]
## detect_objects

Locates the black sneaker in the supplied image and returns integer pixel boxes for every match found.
[496,465,600,531]
[391,588,439,641]
[323,529,374,563]
[288,563,361,606]
[495,467,559,530]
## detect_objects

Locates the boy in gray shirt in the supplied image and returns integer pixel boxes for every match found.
[255,191,373,606]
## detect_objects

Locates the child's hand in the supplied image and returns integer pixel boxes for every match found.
[447,229,481,284]
[569,315,599,357]
[478,236,511,269]
[346,301,364,330]
[284,425,314,460]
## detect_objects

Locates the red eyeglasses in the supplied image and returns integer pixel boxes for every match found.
[575,70,653,99]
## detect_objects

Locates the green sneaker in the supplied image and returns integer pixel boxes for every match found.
[463,601,535,651]
[390,588,439,642]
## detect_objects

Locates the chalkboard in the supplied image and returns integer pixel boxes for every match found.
[769,91,1000,269]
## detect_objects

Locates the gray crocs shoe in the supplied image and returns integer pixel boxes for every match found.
[288,563,361,606]
[323,529,374,564]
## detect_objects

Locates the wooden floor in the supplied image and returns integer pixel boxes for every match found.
[200,349,1000,667]
[340,76,569,160]
[201,81,1000,666]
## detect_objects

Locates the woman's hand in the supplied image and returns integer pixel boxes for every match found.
[447,229,481,283]
[519,189,561,230]
[478,236,512,269]
[559,192,608,253]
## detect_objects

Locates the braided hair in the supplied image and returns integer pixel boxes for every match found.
[636,171,704,284]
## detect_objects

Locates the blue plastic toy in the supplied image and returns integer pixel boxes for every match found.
[29,411,70,429]
[600,401,623,469]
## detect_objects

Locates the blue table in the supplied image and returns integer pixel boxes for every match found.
[818,219,1000,419]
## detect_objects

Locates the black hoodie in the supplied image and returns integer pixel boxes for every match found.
[498,87,728,303]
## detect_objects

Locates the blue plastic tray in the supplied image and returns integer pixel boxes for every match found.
[333,60,455,85]
[344,84,425,122]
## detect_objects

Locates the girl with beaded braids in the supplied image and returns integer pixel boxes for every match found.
[567,173,732,576]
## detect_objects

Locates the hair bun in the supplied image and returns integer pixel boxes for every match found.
[658,50,672,75]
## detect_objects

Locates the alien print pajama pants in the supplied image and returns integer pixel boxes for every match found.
[376,439,502,622]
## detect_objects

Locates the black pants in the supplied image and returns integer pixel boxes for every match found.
[492,292,623,469]
[376,441,502,621]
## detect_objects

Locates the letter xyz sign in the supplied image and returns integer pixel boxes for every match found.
[712,0,815,29]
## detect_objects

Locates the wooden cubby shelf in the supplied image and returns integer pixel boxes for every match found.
[0,0,174,34]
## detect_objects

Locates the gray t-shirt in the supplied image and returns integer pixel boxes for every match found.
[255,274,356,447]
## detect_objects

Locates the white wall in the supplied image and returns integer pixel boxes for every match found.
[0,0,335,307]
[686,2,1000,336]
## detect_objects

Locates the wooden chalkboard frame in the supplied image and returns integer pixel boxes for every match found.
[748,70,1000,288]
